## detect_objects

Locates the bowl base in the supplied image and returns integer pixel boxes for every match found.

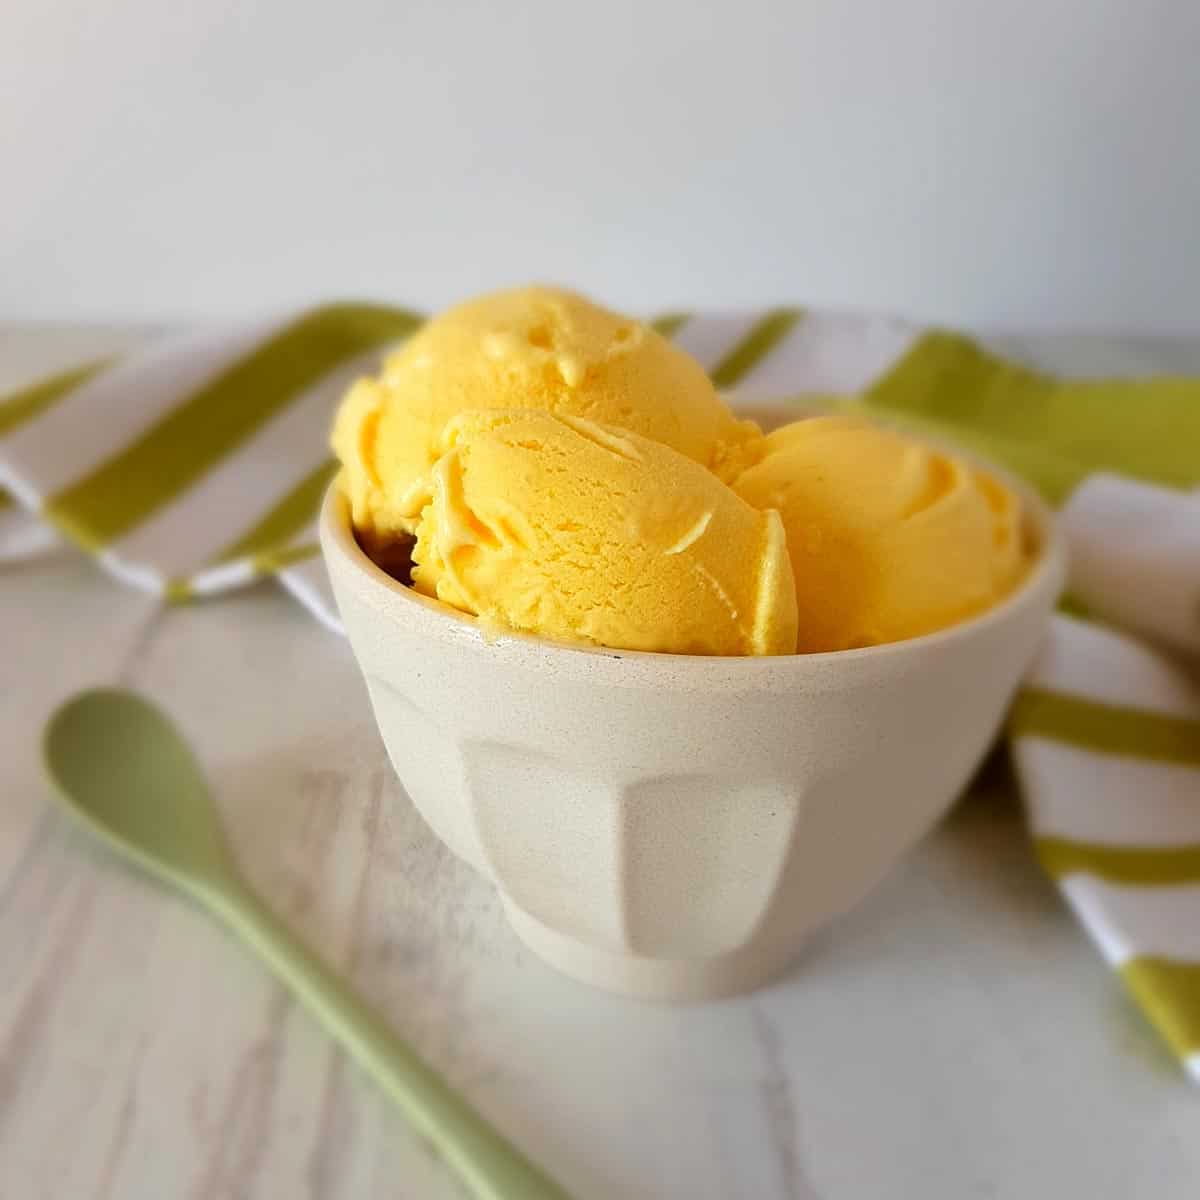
[500,897,807,1003]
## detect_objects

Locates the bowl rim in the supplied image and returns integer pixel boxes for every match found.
[320,458,1068,677]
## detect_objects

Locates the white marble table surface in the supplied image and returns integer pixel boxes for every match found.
[3,324,1199,1200]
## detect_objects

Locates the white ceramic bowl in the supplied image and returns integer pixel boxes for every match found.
[321,478,1065,1001]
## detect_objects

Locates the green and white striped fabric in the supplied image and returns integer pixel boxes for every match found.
[0,305,423,623]
[2,303,1199,1075]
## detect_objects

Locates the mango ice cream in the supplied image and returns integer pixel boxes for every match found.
[410,410,797,656]
[331,286,1028,656]
[729,414,1025,652]
[332,286,757,551]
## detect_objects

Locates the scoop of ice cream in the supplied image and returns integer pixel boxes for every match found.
[410,410,797,656]
[332,286,758,547]
[730,414,1025,652]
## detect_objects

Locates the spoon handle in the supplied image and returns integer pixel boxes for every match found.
[209,881,572,1200]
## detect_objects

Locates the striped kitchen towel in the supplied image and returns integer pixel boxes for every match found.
[2,303,1198,1075]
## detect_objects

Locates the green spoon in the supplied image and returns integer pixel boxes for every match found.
[44,688,571,1200]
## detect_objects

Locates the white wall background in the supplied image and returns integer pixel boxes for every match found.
[4,0,1199,332]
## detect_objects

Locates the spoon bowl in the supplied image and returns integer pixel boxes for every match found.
[45,688,232,891]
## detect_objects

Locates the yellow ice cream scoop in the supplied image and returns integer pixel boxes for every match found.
[730,414,1026,652]
[410,410,798,656]
[332,286,757,549]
